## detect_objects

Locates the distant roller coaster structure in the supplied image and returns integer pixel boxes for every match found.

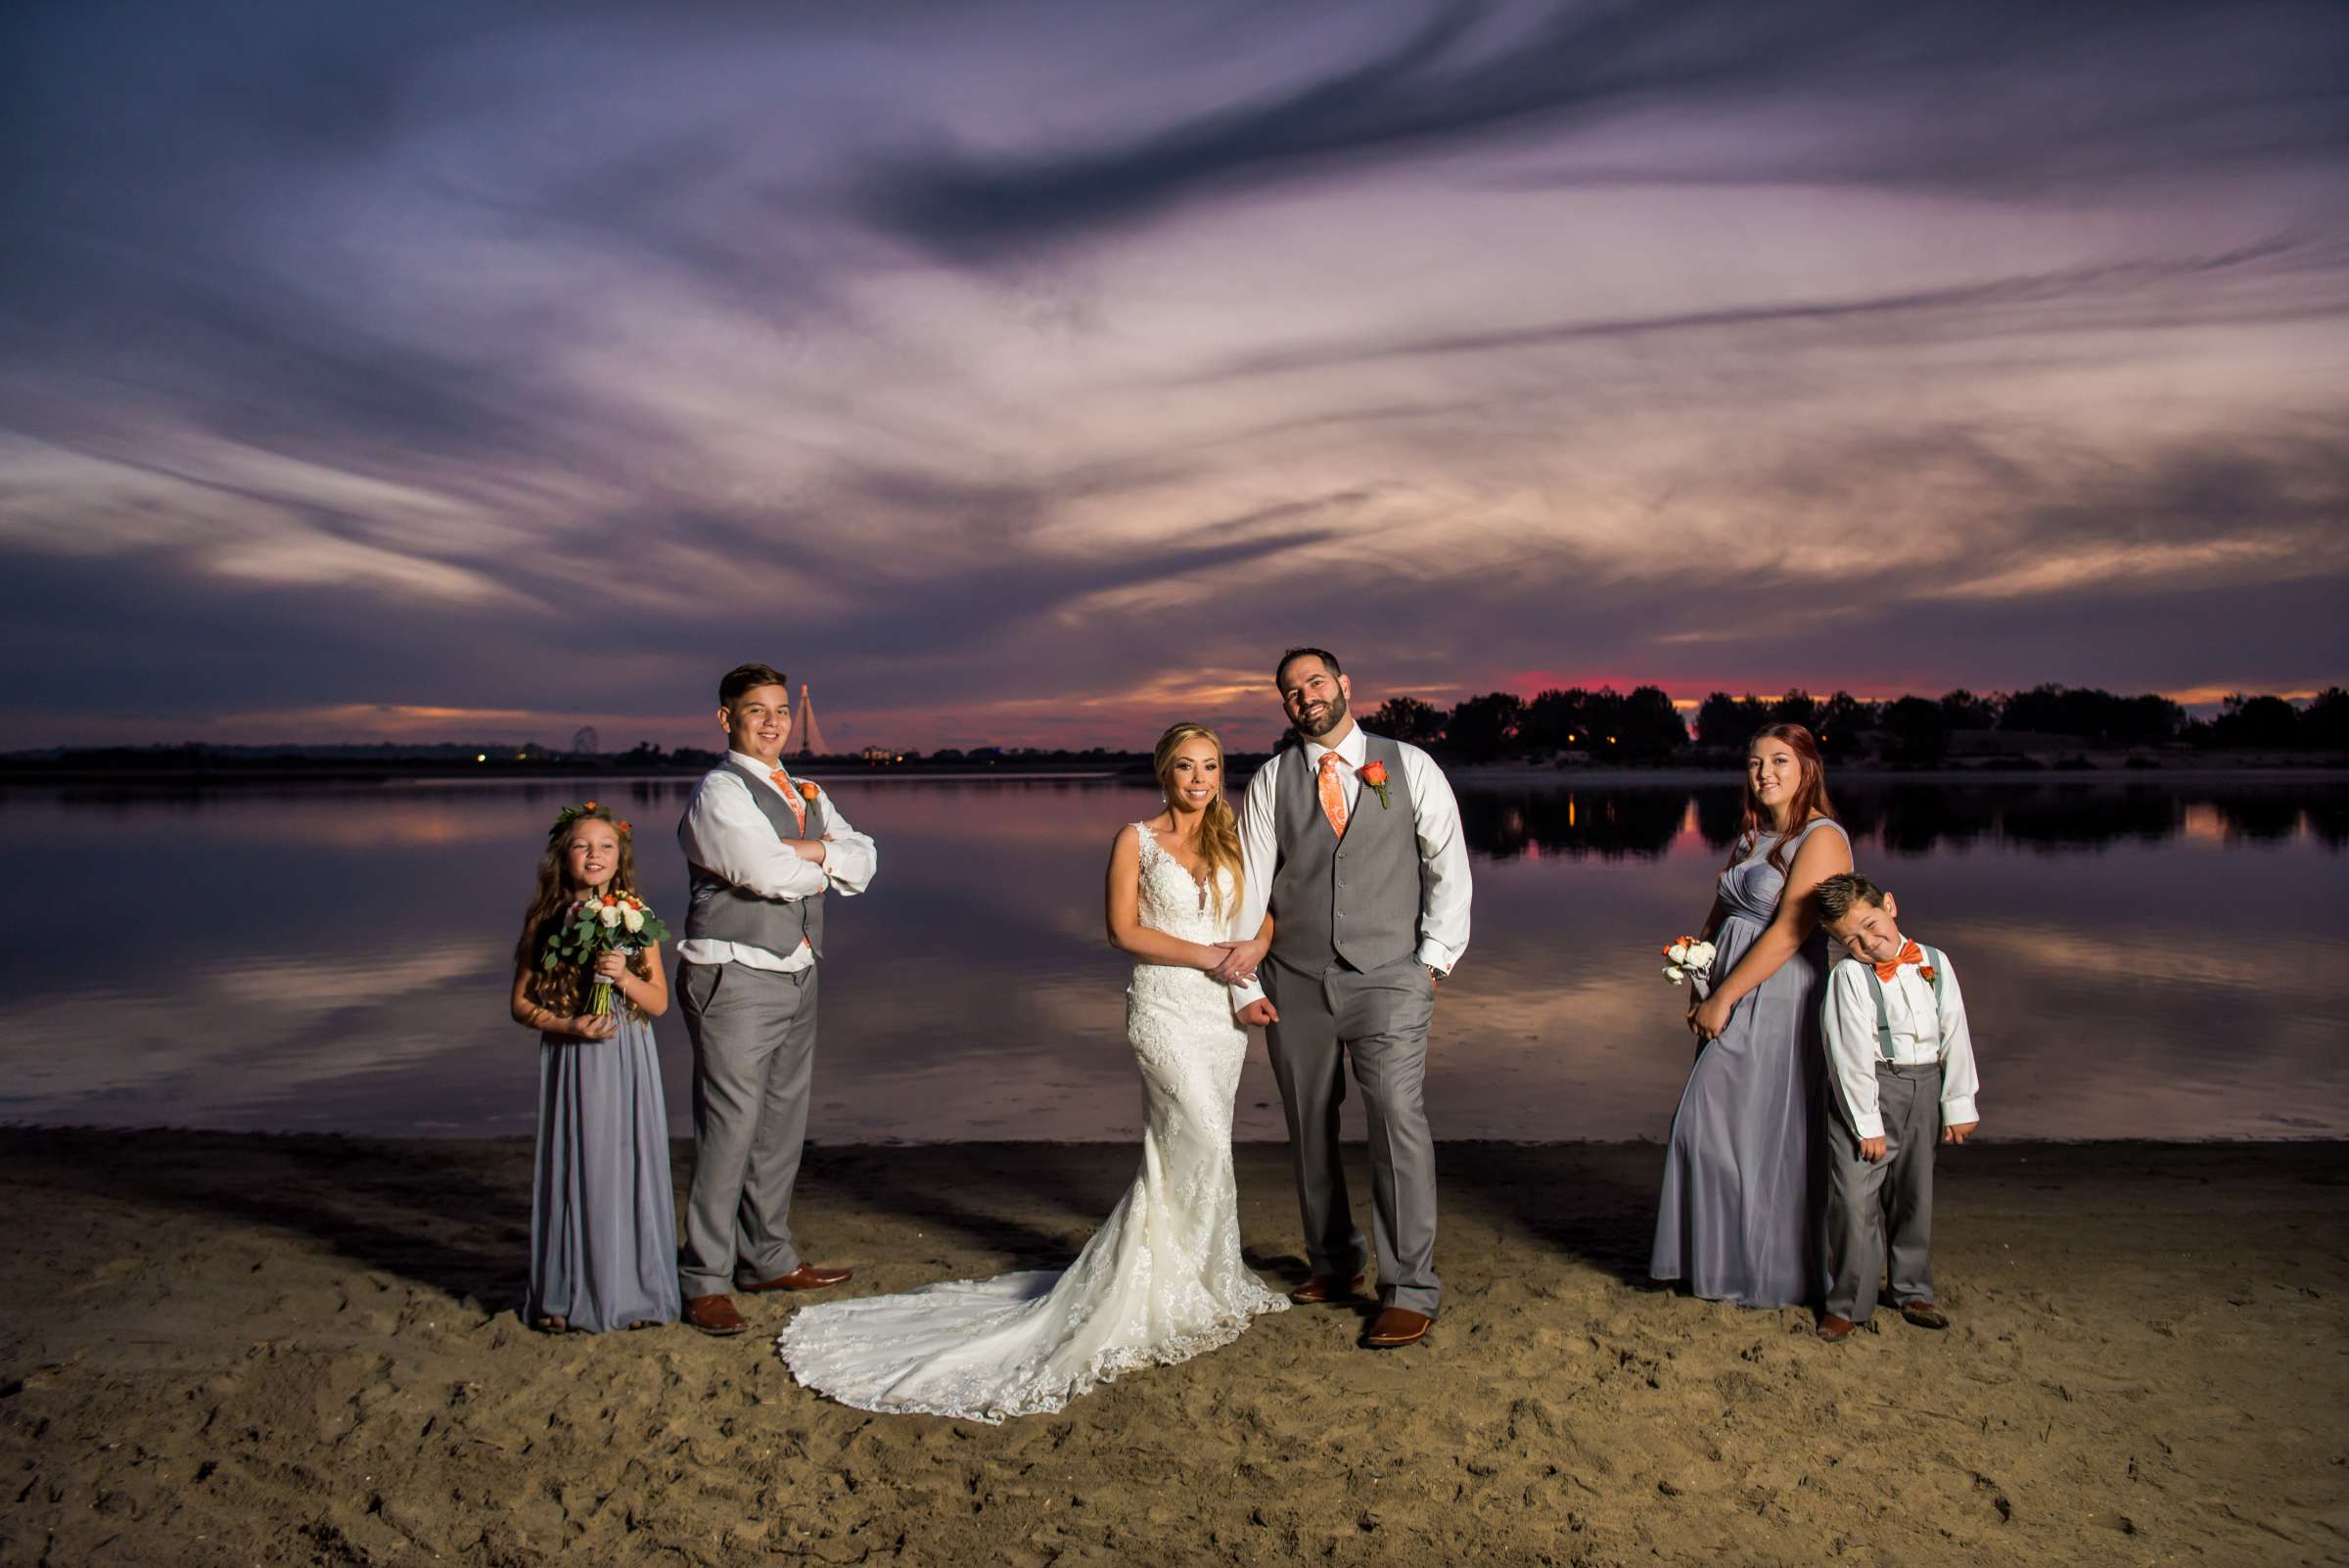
[787,683,831,757]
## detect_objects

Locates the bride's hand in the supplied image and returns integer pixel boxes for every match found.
[1201,943,1253,982]
[1207,936,1268,984]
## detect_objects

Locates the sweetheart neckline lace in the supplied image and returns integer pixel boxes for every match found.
[1136,820,1218,909]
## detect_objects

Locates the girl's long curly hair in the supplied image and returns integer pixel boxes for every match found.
[514,805,654,1021]
[1736,722,1838,877]
[1153,722,1244,917]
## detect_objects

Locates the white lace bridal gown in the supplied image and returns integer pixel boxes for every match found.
[773,824,1288,1421]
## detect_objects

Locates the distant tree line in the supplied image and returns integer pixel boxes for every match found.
[1361,684,2349,765]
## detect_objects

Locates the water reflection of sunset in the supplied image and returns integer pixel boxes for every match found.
[3,778,2341,1141]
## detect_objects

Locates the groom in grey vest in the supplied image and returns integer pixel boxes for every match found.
[1227,648,1472,1350]
[672,663,880,1335]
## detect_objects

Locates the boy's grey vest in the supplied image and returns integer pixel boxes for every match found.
[1268,732,1422,974]
[684,759,826,960]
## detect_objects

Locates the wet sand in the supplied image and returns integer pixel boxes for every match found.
[1,1131,2342,1567]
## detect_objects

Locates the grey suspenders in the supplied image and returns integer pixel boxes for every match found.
[1863,946,1946,1061]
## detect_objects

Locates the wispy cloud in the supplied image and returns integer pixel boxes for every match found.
[0,0,2342,749]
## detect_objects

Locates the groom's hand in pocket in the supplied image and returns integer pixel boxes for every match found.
[1237,999,1277,1028]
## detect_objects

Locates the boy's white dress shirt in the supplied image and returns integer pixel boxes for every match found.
[1821,945,1981,1140]
[674,750,879,972]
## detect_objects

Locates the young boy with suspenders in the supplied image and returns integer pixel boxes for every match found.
[1811,872,1984,1342]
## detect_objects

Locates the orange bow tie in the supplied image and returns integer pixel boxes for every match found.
[1873,939,1925,982]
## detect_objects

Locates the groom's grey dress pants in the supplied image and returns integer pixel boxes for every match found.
[1823,1061,1940,1322]
[1264,953,1442,1317]
[677,959,820,1298]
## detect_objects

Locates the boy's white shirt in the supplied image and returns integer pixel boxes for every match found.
[1821,942,1981,1141]
[673,750,879,972]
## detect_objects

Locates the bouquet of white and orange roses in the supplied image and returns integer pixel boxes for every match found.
[1659,935,1717,994]
[542,891,673,1016]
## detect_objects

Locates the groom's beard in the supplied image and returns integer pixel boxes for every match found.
[1291,692,1348,741]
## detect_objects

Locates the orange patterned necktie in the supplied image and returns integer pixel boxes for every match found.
[1316,752,1349,838]
[1873,939,1925,982]
[768,768,807,830]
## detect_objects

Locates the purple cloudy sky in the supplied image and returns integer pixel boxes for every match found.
[3,0,2345,753]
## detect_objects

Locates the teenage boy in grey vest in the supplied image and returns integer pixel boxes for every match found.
[1813,872,1982,1343]
[1225,648,1472,1350]
[672,663,879,1335]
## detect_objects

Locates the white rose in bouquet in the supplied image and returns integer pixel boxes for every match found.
[598,902,624,929]
[622,905,645,934]
[1660,936,1717,993]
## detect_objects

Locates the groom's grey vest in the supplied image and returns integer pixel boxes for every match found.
[1268,732,1422,974]
[684,760,826,960]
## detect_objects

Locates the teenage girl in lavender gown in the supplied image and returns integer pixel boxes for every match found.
[1650,724,1853,1310]
[507,805,679,1334]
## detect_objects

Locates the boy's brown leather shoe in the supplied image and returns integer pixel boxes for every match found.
[1816,1314,1858,1342]
[682,1294,748,1335]
[1360,1308,1433,1349]
[1898,1301,1950,1330]
[740,1264,854,1292]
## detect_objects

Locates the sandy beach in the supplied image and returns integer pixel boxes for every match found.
[1,1131,2342,1567]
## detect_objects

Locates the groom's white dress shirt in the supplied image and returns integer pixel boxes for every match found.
[1821,945,1981,1141]
[675,750,879,973]
[1228,722,1472,1010]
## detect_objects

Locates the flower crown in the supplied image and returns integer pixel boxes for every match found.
[549,801,633,839]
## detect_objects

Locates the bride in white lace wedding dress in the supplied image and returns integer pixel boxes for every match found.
[774,723,1288,1420]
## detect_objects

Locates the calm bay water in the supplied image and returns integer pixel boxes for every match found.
[5,773,2344,1141]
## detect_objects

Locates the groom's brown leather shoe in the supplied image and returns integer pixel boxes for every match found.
[1360,1308,1433,1349]
[1898,1301,1951,1330]
[1289,1272,1366,1306]
[682,1294,748,1336]
[1816,1313,1858,1342]
[740,1264,854,1292]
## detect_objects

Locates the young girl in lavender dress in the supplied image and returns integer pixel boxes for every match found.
[1650,724,1854,1310]
[507,805,679,1333]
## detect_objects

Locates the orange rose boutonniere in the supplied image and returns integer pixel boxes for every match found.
[798,779,821,802]
[1359,759,1392,808]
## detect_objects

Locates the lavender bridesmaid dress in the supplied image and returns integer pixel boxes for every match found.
[1649,817,1849,1309]
[527,1010,681,1332]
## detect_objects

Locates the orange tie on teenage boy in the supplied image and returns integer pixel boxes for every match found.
[769,768,807,831]
[1316,752,1349,838]
[1873,939,1925,983]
